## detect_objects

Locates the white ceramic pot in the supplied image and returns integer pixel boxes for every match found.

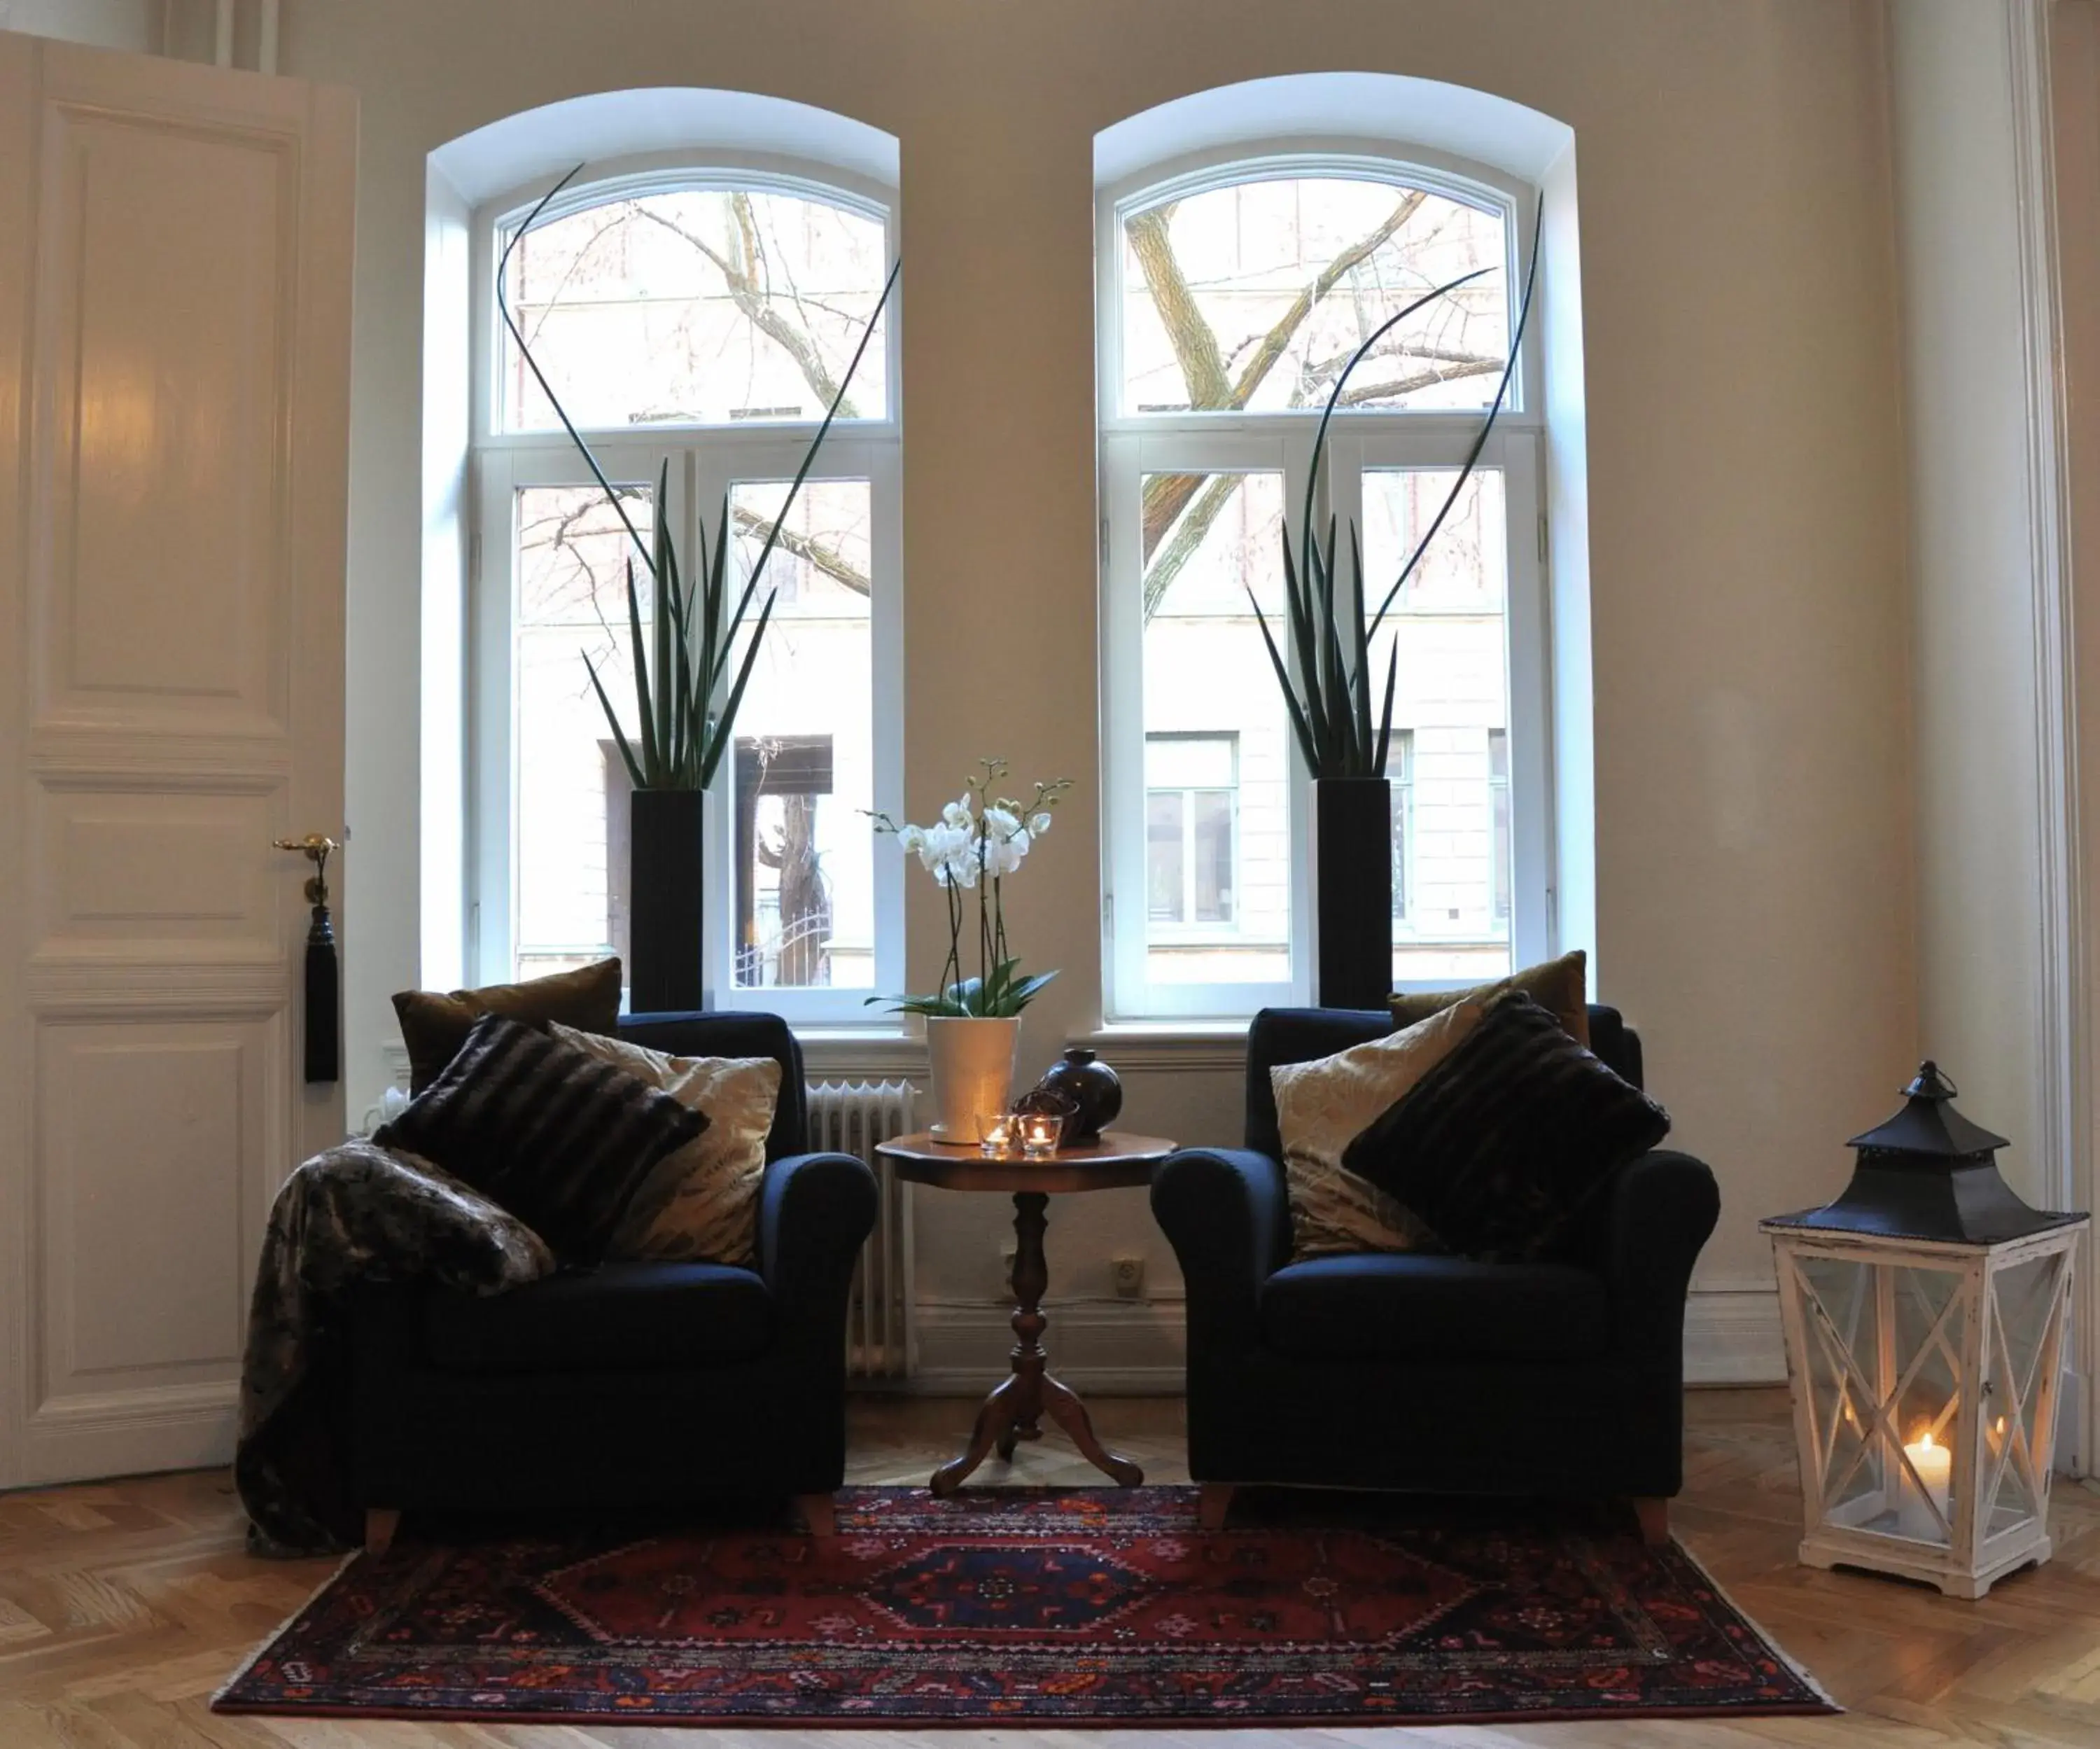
[924,1015,1021,1141]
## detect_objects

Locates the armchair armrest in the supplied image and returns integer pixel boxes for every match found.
[1591,1148,1719,1364]
[1150,1147,1289,1355]
[758,1150,878,1353]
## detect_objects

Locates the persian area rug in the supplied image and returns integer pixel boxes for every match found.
[214,1486,1835,1728]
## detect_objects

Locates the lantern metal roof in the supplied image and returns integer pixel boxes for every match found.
[1765,1061,2079,1246]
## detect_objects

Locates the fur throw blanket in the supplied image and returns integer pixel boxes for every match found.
[236,1141,553,1556]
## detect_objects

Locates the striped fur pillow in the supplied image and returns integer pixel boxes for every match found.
[1341,990,1670,1262]
[377,1013,706,1264]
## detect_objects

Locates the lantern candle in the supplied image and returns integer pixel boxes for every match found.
[1897,1429,1953,1541]
[977,1115,1015,1159]
[1018,1111,1063,1159]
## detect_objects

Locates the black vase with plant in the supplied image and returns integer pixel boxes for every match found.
[1247,208,1541,1010]
[498,168,897,1013]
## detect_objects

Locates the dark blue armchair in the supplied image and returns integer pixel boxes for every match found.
[1151,1003,1718,1543]
[346,1012,876,1548]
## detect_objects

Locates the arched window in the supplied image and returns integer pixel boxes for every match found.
[1099,151,1548,1019]
[470,162,901,1020]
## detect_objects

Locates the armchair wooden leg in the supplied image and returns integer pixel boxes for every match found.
[1198,1483,1236,1533]
[796,1491,837,1537]
[363,1507,401,1557]
[1630,1496,1670,1548]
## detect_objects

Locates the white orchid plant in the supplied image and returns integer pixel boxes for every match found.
[869,758,1074,1017]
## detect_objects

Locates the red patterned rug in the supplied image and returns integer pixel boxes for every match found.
[214,1486,1833,1727]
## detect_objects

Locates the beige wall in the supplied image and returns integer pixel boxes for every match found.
[256,0,1916,1318]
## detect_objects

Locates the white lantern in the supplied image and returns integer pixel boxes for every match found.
[1763,1064,2087,1598]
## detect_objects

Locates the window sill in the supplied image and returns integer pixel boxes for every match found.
[793,1025,926,1083]
[1071,1021,1248,1074]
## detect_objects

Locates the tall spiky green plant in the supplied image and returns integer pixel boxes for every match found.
[496,166,899,790]
[1248,202,1543,779]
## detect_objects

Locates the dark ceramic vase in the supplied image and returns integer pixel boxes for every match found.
[1035,1047,1123,1145]
[1312,775,1394,1011]
[629,788,705,1015]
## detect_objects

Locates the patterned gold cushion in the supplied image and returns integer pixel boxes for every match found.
[1270,996,1488,1260]
[1387,949,1589,1046]
[392,958,624,1094]
[552,1024,783,1268]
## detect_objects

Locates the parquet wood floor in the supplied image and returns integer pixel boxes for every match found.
[1,1388,2096,1744]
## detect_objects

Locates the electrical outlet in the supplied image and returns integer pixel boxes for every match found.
[1000,1242,1017,1292]
[1112,1254,1145,1299]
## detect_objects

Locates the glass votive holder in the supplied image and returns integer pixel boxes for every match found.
[977,1113,1016,1158]
[1017,1110,1063,1159]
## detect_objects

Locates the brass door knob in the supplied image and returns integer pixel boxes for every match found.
[274,835,340,907]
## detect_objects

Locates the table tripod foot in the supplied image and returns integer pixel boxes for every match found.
[932,1373,1023,1496]
[1042,1374,1144,1486]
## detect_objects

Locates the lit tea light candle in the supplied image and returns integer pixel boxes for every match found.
[977,1115,1015,1158]
[1018,1111,1063,1158]
[1897,1428,1953,1540]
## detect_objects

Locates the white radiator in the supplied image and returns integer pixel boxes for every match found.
[806,1080,918,1381]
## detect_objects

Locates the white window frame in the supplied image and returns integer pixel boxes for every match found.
[468,160,904,1026]
[1098,145,1551,1022]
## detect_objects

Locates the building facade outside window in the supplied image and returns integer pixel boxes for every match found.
[1099,151,1548,1019]
[1146,732,1240,934]
[470,169,902,1023]
[1389,730,1415,926]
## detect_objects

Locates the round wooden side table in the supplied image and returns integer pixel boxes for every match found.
[874,1129,1175,1496]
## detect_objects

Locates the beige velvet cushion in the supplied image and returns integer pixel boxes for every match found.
[552,1023,783,1267]
[1271,996,1488,1260]
[392,957,624,1094]
[1387,949,1590,1047]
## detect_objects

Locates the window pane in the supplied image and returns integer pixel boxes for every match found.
[501,188,889,431]
[1142,472,1288,982]
[1193,790,1234,924]
[1146,792,1185,923]
[513,485,653,973]
[1121,178,1506,416]
[728,478,874,989]
[1363,470,1511,982]
[1147,734,1236,790]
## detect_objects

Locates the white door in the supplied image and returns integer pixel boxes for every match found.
[0,34,354,1486]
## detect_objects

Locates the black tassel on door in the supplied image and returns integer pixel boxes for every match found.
[275,835,341,1083]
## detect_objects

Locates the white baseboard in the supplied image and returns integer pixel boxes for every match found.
[906,1287,1788,1394]
[1683,1286,1786,1385]
[912,1300,1186,1394]
[22,1380,236,1486]
[2059,1367,2088,1475]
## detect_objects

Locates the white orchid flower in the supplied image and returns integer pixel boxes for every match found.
[897,823,927,857]
[1030,811,1053,837]
[916,821,957,874]
[985,805,1023,842]
[982,833,1024,878]
[941,794,974,828]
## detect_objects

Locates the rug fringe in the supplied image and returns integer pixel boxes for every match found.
[1669,1534,1842,1713]
[210,1548,359,1707]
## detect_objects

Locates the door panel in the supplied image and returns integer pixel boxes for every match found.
[0,34,354,1486]
[36,786,277,945]
[38,109,291,723]
[39,1022,269,1381]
